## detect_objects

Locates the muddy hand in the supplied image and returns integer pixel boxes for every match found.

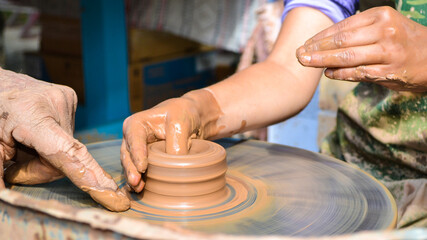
[0,68,129,212]
[121,89,222,193]
[296,6,427,92]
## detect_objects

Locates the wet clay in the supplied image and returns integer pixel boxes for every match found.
[178,89,226,150]
[130,171,255,219]
[81,187,130,212]
[142,139,230,209]
[9,139,398,235]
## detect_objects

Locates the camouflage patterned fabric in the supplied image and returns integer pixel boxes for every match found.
[397,0,427,25]
[321,0,427,228]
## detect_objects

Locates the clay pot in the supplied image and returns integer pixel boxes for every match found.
[142,139,229,209]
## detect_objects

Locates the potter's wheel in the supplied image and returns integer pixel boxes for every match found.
[9,140,397,236]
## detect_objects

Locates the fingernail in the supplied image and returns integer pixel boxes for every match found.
[300,53,311,64]
[296,46,305,56]
[134,180,145,193]
[128,172,139,187]
[324,69,333,78]
[136,161,144,173]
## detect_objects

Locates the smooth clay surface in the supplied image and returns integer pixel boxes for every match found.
[143,139,229,209]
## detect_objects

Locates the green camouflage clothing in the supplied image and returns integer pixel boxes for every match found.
[397,0,427,25]
[321,0,427,228]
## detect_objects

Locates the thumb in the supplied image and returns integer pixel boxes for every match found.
[5,144,63,185]
[5,157,63,185]
[13,120,130,211]
[165,119,192,155]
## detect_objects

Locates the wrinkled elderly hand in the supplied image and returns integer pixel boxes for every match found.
[121,89,221,192]
[0,68,129,211]
[297,6,427,92]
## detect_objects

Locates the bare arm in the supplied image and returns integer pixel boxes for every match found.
[121,7,333,192]
[188,7,334,139]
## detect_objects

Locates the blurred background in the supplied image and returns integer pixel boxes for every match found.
[0,0,357,152]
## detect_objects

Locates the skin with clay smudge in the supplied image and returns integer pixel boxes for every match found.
[0,67,130,212]
[121,89,225,193]
[122,8,335,193]
[296,6,427,92]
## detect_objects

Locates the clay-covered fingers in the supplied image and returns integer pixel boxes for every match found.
[164,104,201,155]
[120,139,145,193]
[120,97,202,193]
[122,116,149,174]
[5,156,63,185]
[325,65,382,81]
[324,66,422,91]
[165,119,192,155]
[298,25,380,55]
[56,86,78,135]
[296,7,386,68]
[298,44,385,68]
[121,114,156,193]
[164,98,200,155]
[13,120,130,211]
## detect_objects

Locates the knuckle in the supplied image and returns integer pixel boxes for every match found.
[335,20,347,33]
[66,87,77,102]
[309,43,320,52]
[333,71,345,80]
[60,86,78,112]
[122,115,142,137]
[333,32,348,47]
[66,87,78,106]
[340,50,356,63]
[123,116,132,132]
[355,66,368,80]
[64,140,91,164]
[378,43,393,62]
[59,85,76,97]
[49,87,67,105]
[48,86,77,108]
[378,42,387,53]
[384,26,398,39]
[335,71,348,80]
[377,6,395,21]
